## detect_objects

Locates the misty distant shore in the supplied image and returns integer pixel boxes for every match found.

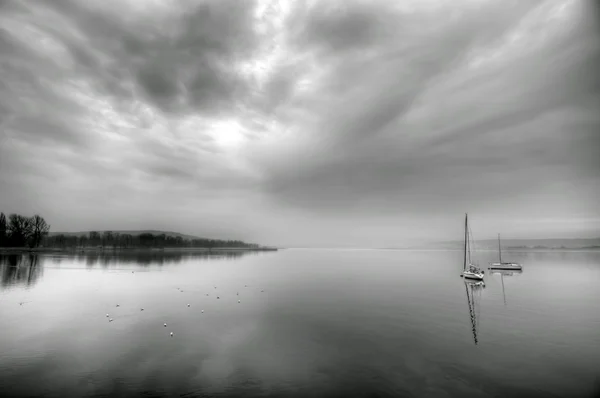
[418,237,600,251]
[395,247,600,252]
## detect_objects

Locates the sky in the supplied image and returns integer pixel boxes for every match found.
[0,0,599,247]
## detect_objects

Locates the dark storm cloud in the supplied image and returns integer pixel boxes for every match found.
[290,0,395,54]
[131,3,258,114]
[39,0,261,116]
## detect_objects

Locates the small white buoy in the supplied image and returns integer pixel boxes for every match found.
[201,310,204,313]
[238,300,240,303]
[109,318,113,322]
[164,323,167,327]
[170,332,174,337]
[106,314,109,317]
[187,304,190,307]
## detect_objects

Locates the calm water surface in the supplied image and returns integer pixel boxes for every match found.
[1,249,599,398]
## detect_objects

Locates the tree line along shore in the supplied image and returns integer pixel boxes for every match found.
[0,212,276,252]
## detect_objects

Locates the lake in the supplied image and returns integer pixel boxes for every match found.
[1,249,599,398]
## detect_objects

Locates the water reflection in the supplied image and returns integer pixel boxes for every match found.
[0,250,258,288]
[463,280,484,345]
[0,254,43,288]
[489,269,523,306]
[0,249,598,397]
[70,249,255,267]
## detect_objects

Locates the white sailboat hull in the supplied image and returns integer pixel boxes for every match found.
[463,270,484,280]
[489,263,522,270]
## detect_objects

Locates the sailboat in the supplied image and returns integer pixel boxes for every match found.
[461,213,484,280]
[489,234,523,271]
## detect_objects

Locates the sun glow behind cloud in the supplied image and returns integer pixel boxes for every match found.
[209,120,246,149]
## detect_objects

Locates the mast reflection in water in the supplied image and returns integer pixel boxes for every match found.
[464,279,484,345]
[489,269,523,306]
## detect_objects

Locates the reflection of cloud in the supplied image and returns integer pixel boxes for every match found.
[196,320,260,386]
[0,254,43,288]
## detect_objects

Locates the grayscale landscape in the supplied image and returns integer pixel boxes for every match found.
[0,0,599,397]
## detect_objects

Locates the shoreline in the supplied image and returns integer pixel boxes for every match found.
[0,247,279,254]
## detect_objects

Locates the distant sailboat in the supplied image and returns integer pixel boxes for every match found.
[462,213,484,280]
[489,234,523,271]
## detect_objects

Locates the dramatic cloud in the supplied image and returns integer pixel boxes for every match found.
[0,0,598,246]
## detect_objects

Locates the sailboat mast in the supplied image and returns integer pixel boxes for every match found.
[498,233,502,263]
[464,213,468,271]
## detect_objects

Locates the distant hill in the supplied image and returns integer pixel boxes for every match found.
[427,238,600,250]
[48,230,203,240]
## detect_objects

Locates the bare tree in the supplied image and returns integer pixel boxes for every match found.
[8,214,33,247]
[0,212,7,247]
[29,215,50,248]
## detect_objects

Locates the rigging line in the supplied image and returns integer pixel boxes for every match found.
[467,222,474,265]
[467,226,473,264]
[469,225,479,265]
[469,226,476,254]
